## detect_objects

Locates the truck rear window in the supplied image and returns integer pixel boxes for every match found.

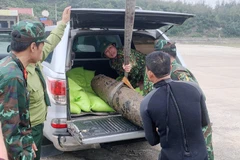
[72,35,122,53]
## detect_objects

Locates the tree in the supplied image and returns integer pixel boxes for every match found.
[2,0,240,37]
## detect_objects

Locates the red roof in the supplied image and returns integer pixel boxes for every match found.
[9,8,34,16]
[41,20,53,26]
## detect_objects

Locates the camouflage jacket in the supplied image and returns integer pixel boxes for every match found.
[0,54,34,160]
[110,48,145,88]
[171,60,198,83]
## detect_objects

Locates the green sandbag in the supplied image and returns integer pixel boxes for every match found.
[83,87,95,94]
[86,92,115,112]
[68,78,83,91]
[83,69,95,94]
[135,87,143,95]
[74,91,91,112]
[67,67,86,87]
[67,67,96,94]
[70,101,81,114]
[84,69,95,87]
[68,78,91,112]
[68,78,83,102]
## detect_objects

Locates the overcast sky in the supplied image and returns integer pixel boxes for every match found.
[163,0,240,7]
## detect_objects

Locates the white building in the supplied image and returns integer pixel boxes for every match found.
[0,10,19,28]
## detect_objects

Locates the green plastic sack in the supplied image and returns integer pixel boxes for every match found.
[67,67,96,94]
[135,87,143,95]
[84,69,95,87]
[70,101,81,114]
[68,78,82,114]
[74,91,91,112]
[68,78,83,90]
[67,67,86,87]
[68,78,91,112]
[68,78,83,102]
[86,92,115,112]
[83,69,95,93]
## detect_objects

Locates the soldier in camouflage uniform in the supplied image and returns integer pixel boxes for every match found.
[154,39,214,160]
[101,41,146,89]
[0,21,48,160]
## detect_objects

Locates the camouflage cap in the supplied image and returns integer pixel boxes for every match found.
[100,41,116,57]
[154,39,176,56]
[11,20,49,44]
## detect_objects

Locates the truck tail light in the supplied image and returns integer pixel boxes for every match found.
[51,118,67,129]
[47,77,66,104]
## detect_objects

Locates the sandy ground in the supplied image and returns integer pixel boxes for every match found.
[177,44,240,160]
[41,44,240,160]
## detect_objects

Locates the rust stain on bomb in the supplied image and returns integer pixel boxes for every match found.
[122,101,131,114]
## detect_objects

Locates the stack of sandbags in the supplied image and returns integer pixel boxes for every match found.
[67,67,95,94]
[68,78,90,114]
[67,67,115,114]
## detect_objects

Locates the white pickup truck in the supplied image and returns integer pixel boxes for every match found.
[41,8,194,151]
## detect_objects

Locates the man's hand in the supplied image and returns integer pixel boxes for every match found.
[61,6,71,24]
[123,64,132,73]
[32,142,38,158]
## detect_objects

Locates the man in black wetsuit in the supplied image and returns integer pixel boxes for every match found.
[140,51,210,160]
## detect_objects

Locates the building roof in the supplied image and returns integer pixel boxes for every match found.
[9,8,34,16]
[41,19,53,26]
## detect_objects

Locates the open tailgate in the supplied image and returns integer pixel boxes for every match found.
[67,115,144,144]
[71,8,194,29]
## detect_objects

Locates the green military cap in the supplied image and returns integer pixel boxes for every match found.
[154,39,176,55]
[100,41,116,57]
[11,20,49,44]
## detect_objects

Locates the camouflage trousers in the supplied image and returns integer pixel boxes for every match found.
[203,124,214,160]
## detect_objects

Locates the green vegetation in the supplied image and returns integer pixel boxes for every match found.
[1,0,240,38]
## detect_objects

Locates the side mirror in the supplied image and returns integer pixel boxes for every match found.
[7,45,11,53]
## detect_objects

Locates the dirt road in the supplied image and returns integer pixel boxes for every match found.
[41,44,240,160]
